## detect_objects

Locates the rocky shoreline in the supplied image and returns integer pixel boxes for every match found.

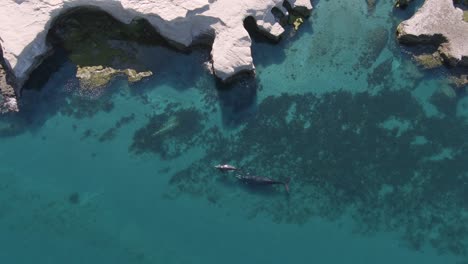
[1,0,466,113]
[0,0,312,112]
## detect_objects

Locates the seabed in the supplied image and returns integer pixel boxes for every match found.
[0,0,467,263]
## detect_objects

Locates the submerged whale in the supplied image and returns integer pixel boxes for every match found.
[235,174,291,193]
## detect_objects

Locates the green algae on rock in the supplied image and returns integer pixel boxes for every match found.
[413,53,444,69]
[124,69,153,83]
[50,10,154,90]
[76,66,152,89]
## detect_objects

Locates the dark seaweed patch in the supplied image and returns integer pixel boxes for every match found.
[167,89,468,257]
[68,192,80,205]
[353,27,389,70]
[60,95,114,119]
[98,113,135,142]
[129,107,205,159]
[367,58,394,89]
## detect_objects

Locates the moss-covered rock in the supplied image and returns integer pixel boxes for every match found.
[292,17,304,31]
[76,66,117,89]
[124,69,153,83]
[76,65,152,89]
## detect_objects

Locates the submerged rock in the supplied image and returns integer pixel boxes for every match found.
[449,74,468,90]
[397,0,468,68]
[76,66,152,89]
[413,53,444,69]
[124,69,153,83]
[440,84,457,98]
[366,0,377,14]
[394,0,413,9]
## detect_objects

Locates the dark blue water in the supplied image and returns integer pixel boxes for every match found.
[1,0,467,263]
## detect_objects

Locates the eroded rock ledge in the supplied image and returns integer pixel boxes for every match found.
[396,0,468,68]
[0,0,312,112]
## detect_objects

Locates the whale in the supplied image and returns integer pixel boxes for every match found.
[214,164,237,172]
[235,174,291,193]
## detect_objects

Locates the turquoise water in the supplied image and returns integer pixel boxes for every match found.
[1,0,468,263]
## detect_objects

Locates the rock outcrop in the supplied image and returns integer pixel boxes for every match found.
[0,0,313,112]
[0,51,18,113]
[396,0,468,68]
[76,66,152,89]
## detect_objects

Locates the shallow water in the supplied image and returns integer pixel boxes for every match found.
[1,0,468,263]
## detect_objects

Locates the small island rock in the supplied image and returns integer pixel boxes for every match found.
[396,0,468,68]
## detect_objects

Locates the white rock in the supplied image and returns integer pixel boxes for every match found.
[397,0,468,67]
[0,0,313,90]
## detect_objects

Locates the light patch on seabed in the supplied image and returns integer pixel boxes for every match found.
[424,147,456,161]
[285,102,297,124]
[411,79,440,117]
[378,183,395,198]
[457,96,468,121]
[378,116,412,136]
[411,135,428,145]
